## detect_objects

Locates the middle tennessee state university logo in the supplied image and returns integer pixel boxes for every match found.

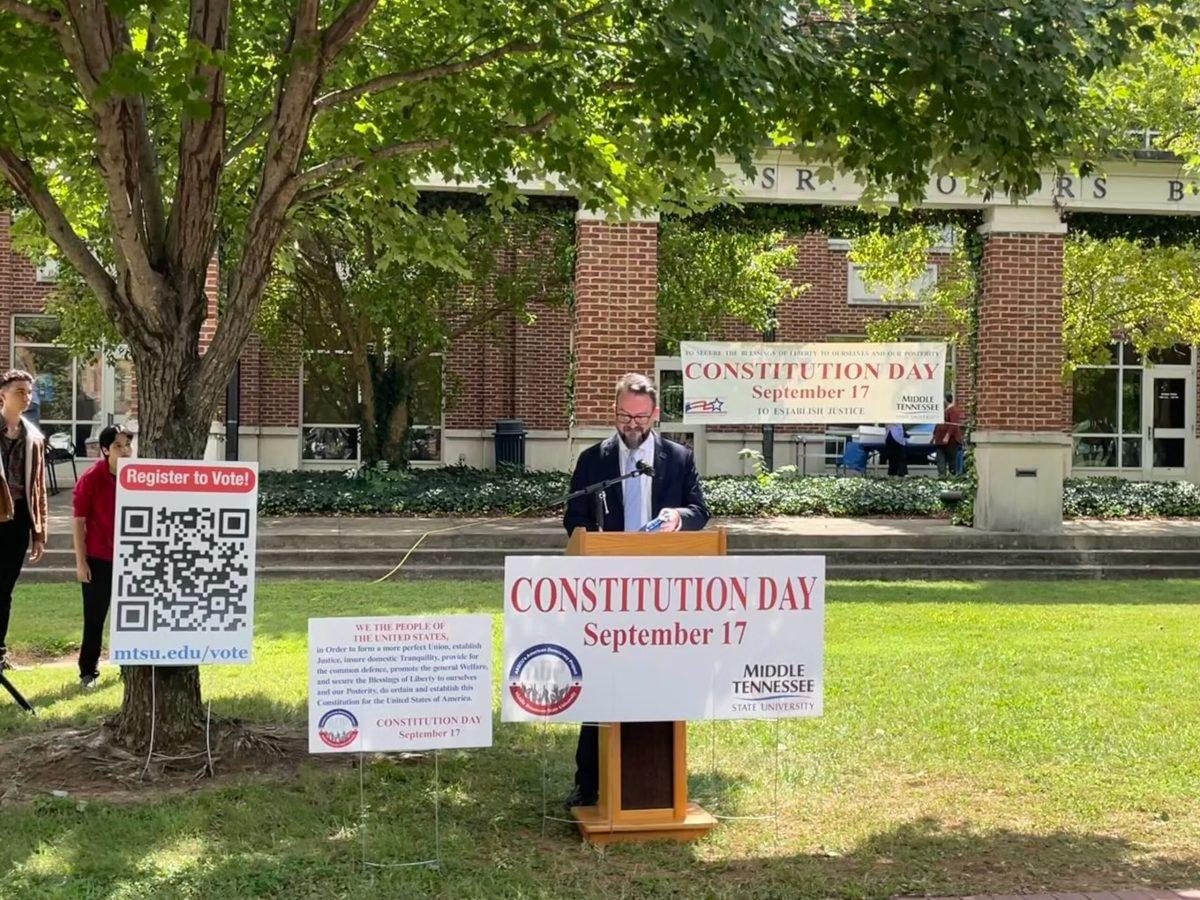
[508,643,583,716]
[317,708,359,748]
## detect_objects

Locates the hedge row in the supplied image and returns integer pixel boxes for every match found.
[1062,477,1200,518]
[257,468,964,518]
[258,468,1200,520]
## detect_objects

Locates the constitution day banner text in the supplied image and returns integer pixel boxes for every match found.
[680,341,946,424]
[502,555,824,723]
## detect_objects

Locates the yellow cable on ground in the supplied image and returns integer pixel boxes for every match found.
[370,503,546,584]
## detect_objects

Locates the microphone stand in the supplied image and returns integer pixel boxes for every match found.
[0,670,35,715]
[545,468,650,533]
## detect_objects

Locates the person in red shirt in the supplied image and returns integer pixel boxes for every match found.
[72,425,133,689]
[932,393,966,476]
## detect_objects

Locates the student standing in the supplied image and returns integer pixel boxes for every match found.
[0,369,48,671]
[72,425,133,688]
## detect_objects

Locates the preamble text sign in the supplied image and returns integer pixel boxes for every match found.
[309,615,493,753]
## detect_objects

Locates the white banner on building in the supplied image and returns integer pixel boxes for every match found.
[502,556,824,723]
[680,341,946,424]
[109,460,258,666]
[309,615,493,753]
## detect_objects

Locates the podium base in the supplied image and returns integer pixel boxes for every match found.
[569,802,718,845]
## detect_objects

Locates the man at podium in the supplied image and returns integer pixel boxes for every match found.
[561,372,709,807]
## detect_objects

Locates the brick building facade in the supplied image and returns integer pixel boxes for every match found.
[3,189,1199,529]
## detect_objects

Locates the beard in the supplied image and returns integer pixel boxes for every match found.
[619,426,650,449]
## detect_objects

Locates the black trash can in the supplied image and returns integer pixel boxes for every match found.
[494,419,527,470]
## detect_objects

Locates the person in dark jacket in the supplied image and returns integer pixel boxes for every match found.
[0,369,48,671]
[561,372,709,808]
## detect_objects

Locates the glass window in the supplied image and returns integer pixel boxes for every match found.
[76,357,103,423]
[302,426,359,461]
[1152,378,1186,429]
[1071,341,1146,469]
[14,346,73,422]
[13,315,62,344]
[1146,343,1193,366]
[302,357,358,425]
[659,369,684,423]
[408,354,442,428]
[1122,371,1141,434]
[407,354,443,462]
[848,263,936,305]
[1073,436,1116,468]
[301,355,359,463]
[12,314,130,456]
[1072,368,1117,434]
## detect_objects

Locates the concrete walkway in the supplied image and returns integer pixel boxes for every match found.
[912,892,1200,900]
[45,482,1200,540]
[45,480,1200,536]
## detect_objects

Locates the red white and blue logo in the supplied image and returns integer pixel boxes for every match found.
[684,397,725,414]
[508,643,583,716]
[317,708,359,748]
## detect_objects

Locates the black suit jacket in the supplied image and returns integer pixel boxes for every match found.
[562,433,710,535]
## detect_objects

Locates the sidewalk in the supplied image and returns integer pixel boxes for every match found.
[911,892,1200,900]
[45,482,1200,541]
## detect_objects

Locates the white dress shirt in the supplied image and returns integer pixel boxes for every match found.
[617,430,655,529]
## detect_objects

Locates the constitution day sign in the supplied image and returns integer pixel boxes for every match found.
[502,556,824,723]
[680,341,946,424]
[309,615,493,754]
[110,460,258,667]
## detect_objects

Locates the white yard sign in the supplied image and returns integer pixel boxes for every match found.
[502,556,824,723]
[680,341,946,424]
[309,615,493,754]
[109,459,258,666]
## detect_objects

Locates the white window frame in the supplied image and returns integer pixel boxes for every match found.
[298,351,445,468]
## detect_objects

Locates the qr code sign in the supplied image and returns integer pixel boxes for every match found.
[115,505,251,633]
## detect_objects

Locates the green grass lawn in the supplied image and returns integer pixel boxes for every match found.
[2,580,1200,899]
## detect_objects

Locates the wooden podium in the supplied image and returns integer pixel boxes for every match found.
[564,527,724,845]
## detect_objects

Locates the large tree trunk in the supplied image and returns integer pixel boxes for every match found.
[384,385,411,470]
[112,335,223,751]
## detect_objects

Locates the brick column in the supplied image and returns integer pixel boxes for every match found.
[973,206,1071,532]
[571,211,658,427]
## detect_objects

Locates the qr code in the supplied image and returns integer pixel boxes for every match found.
[114,506,251,633]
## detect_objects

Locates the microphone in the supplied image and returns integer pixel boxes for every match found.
[635,460,655,477]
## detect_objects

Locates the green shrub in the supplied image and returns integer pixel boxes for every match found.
[1063,477,1200,518]
[258,467,1200,520]
[257,467,965,518]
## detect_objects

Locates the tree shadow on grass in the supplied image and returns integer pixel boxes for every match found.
[0,677,1195,898]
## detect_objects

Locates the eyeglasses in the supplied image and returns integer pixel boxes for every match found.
[616,412,653,425]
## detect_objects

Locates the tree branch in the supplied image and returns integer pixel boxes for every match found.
[313,38,539,110]
[293,111,556,203]
[314,0,616,112]
[166,0,230,306]
[201,0,323,411]
[55,1,168,303]
[321,0,379,63]
[0,145,120,319]
[0,0,62,28]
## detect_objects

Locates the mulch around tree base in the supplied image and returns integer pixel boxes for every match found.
[0,720,373,803]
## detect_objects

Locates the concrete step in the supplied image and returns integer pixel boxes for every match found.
[246,547,1200,569]
[20,559,1200,584]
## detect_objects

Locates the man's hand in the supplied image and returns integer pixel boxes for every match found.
[660,508,683,532]
[30,539,45,564]
[76,560,91,583]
